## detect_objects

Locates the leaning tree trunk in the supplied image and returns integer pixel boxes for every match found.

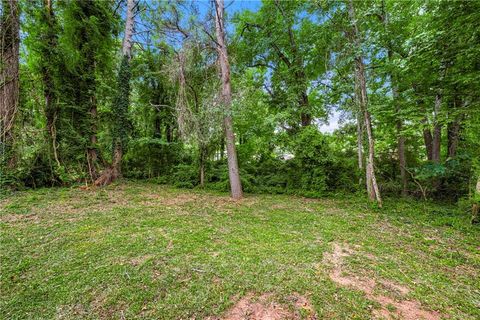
[214,0,243,200]
[348,0,382,207]
[0,0,20,167]
[95,0,134,186]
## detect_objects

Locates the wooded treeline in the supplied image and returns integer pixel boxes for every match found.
[1,0,479,219]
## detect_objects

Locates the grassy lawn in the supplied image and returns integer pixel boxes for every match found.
[1,181,479,319]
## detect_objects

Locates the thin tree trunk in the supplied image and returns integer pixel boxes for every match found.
[472,176,480,224]
[355,82,364,187]
[214,0,243,200]
[348,0,382,207]
[87,98,98,181]
[199,145,206,187]
[0,0,20,166]
[432,94,442,163]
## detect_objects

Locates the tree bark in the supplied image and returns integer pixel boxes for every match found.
[348,0,382,207]
[0,0,20,166]
[214,0,243,200]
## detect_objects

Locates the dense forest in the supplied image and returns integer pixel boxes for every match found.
[1,0,479,221]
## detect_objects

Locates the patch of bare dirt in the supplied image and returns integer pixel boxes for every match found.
[141,191,260,211]
[129,254,154,266]
[208,293,316,320]
[323,243,441,320]
[0,212,39,223]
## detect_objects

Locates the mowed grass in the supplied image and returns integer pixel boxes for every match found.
[0,181,479,319]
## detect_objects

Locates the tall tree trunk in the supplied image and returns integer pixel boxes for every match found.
[0,0,20,167]
[41,0,60,168]
[96,0,134,186]
[112,0,135,177]
[432,94,442,163]
[214,0,243,200]
[355,83,364,187]
[348,0,382,207]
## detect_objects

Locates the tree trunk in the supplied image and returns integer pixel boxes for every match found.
[0,0,20,166]
[87,99,98,181]
[41,0,60,168]
[96,0,135,186]
[422,121,434,161]
[348,0,382,207]
[432,94,442,164]
[199,145,206,187]
[447,119,461,158]
[355,81,364,187]
[472,176,480,224]
[214,0,243,200]
[447,97,463,158]
[112,0,135,177]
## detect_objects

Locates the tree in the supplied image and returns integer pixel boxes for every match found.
[58,0,117,182]
[26,0,61,169]
[348,0,382,206]
[0,0,20,167]
[214,0,242,199]
[95,0,135,186]
[234,0,323,130]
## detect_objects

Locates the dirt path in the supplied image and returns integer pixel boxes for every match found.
[323,243,441,320]
[209,293,316,320]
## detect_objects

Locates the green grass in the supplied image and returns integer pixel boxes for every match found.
[1,181,479,319]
